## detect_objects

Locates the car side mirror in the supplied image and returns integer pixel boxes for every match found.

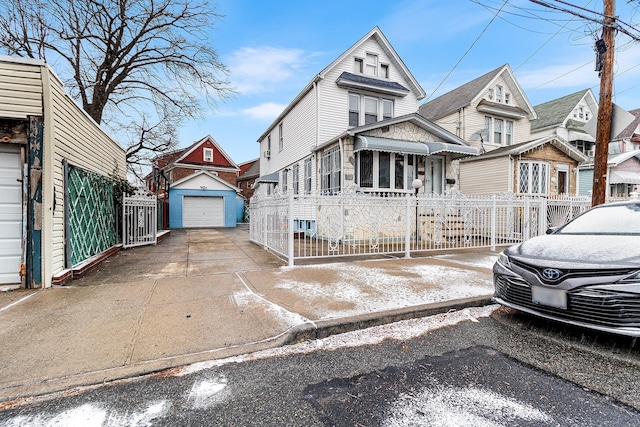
[546,227,558,235]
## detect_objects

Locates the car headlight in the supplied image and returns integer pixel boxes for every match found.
[618,270,640,284]
[497,252,512,269]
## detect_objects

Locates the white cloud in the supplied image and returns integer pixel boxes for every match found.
[227,46,311,94]
[242,102,287,121]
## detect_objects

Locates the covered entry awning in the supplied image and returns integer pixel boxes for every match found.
[609,170,640,184]
[354,135,478,159]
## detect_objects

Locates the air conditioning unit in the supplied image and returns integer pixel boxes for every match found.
[587,149,595,157]
[264,150,271,159]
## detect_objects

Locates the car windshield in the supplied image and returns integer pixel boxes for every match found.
[558,203,640,235]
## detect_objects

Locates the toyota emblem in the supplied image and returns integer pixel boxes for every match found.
[542,268,561,280]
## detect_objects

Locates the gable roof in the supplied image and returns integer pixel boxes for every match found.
[460,135,588,163]
[172,135,239,169]
[530,89,596,131]
[258,26,425,141]
[418,64,536,121]
[238,159,260,180]
[170,170,239,191]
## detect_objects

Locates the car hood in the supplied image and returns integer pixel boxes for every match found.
[505,234,640,269]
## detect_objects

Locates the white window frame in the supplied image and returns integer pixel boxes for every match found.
[380,63,389,79]
[278,123,283,152]
[267,135,271,153]
[518,161,550,195]
[365,53,378,76]
[355,151,421,192]
[348,93,394,127]
[282,169,288,193]
[354,57,363,73]
[495,85,503,103]
[292,164,299,195]
[203,148,213,162]
[304,157,312,194]
[485,115,514,146]
[320,147,341,195]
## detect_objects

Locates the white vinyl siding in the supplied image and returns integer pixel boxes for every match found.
[0,60,44,118]
[459,157,511,195]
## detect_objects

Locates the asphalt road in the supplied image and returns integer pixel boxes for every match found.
[1,307,639,426]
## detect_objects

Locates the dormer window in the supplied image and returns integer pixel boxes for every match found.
[365,53,378,76]
[203,148,213,162]
[380,63,389,78]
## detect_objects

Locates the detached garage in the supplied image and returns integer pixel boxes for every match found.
[169,171,240,228]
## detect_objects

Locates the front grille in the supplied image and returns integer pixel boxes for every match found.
[495,275,640,328]
[510,259,635,285]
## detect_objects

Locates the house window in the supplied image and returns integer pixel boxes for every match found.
[292,164,299,195]
[356,151,422,192]
[365,53,378,76]
[349,93,393,127]
[354,57,363,73]
[267,135,271,154]
[382,99,393,120]
[304,157,312,194]
[488,88,494,100]
[518,161,549,195]
[494,119,503,145]
[321,147,341,194]
[495,85,503,103]
[380,63,389,78]
[364,97,378,125]
[349,94,360,127]
[504,93,511,105]
[505,120,513,146]
[485,116,513,146]
[282,169,288,193]
[203,148,213,162]
[278,123,283,152]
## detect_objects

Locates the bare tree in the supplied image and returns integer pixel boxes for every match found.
[0,0,232,172]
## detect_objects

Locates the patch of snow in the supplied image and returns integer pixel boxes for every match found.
[106,401,169,427]
[275,263,493,319]
[3,403,107,427]
[185,375,229,409]
[232,287,310,329]
[432,253,499,270]
[175,305,499,377]
[382,382,553,427]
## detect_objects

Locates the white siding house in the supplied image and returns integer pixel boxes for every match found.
[0,56,126,288]
[255,27,477,199]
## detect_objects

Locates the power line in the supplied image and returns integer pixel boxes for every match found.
[425,0,509,102]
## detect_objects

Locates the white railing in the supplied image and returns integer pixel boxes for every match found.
[123,189,157,248]
[249,188,613,266]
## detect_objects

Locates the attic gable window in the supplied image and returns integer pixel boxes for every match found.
[365,53,378,76]
[354,57,363,73]
[380,63,389,79]
[204,148,213,162]
[495,85,503,103]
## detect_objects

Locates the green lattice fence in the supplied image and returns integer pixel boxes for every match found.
[66,165,119,266]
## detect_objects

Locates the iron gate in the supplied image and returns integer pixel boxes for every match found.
[123,189,157,248]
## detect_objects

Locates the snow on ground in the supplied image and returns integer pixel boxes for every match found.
[274,262,494,320]
[432,252,500,270]
[382,382,553,427]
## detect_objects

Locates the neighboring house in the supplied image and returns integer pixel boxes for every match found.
[577,150,640,197]
[0,56,126,288]
[146,135,242,228]
[418,64,537,155]
[610,108,640,154]
[255,26,478,199]
[237,158,259,202]
[530,89,598,158]
[458,136,588,196]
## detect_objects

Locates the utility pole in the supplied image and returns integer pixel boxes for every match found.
[592,0,615,206]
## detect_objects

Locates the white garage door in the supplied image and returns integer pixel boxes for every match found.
[0,144,22,284]
[182,196,224,228]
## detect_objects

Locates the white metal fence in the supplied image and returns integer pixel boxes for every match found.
[123,189,157,248]
[249,187,627,266]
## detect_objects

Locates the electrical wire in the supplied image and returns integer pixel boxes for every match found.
[424,0,509,102]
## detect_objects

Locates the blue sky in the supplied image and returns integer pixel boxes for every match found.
[180,0,640,165]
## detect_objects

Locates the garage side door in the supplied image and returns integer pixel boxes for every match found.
[182,196,224,228]
[0,144,22,284]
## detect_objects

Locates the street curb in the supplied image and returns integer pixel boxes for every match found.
[0,296,492,408]
[285,295,493,343]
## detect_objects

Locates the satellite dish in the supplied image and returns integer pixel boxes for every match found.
[470,129,489,153]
